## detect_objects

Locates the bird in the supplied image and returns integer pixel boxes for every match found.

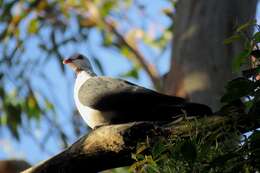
[63,54,212,129]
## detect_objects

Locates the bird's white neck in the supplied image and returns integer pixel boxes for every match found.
[75,71,95,89]
[74,70,110,129]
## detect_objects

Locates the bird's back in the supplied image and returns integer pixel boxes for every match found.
[77,76,212,125]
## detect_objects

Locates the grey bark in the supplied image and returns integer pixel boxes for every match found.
[164,0,257,110]
[0,160,30,173]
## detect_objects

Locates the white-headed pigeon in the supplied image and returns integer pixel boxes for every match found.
[63,54,212,129]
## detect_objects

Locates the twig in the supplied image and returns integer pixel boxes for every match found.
[104,19,162,90]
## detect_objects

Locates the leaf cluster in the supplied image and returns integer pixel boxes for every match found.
[127,20,260,173]
[129,126,260,173]
[222,20,260,121]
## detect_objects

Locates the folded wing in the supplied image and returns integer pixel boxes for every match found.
[78,77,188,110]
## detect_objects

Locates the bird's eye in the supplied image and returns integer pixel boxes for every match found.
[77,54,84,60]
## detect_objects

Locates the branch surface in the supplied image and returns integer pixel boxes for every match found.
[22,113,259,173]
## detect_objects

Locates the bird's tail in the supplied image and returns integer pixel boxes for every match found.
[180,102,213,117]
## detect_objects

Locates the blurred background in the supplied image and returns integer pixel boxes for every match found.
[0,0,259,172]
[0,0,174,164]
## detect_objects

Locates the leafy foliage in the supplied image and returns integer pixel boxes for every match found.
[222,20,260,115]
[129,127,260,173]
[129,128,248,173]
[126,20,260,173]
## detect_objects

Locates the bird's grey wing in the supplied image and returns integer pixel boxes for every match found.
[78,77,186,111]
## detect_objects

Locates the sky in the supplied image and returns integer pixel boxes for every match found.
[0,0,173,164]
[1,0,260,165]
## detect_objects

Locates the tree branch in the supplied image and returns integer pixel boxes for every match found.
[22,112,259,173]
[0,159,30,173]
[104,19,162,89]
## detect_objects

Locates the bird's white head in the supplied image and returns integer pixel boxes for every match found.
[63,54,96,76]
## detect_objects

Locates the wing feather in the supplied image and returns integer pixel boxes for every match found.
[78,77,186,111]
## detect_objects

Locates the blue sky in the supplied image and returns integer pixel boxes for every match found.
[0,0,173,163]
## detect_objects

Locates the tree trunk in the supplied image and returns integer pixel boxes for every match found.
[164,0,257,110]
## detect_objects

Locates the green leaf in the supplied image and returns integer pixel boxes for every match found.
[221,77,255,103]
[250,50,260,59]
[223,35,241,44]
[100,0,116,17]
[7,122,20,140]
[244,100,254,110]
[249,131,260,163]
[253,89,260,101]
[119,46,138,62]
[144,30,171,49]
[162,8,173,19]
[24,94,41,120]
[242,67,260,78]
[209,152,239,167]
[151,140,167,158]
[232,49,251,72]
[249,130,260,144]
[136,144,148,154]
[244,40,253,50]
[102,31,114,47]
[4,102,22,140]
[144,164,160,173]
[120,67,139,79]
[0,86,5,98]
[248,100,260,122]
[236,20,256,32]
[0,114,7,125]
[45,99,54,111]
[4,103,22,125]
[180,139,197,164]
[121,46,130,57]
[253,32,260,42]
[27,19,39,34]
[225,77,254,90]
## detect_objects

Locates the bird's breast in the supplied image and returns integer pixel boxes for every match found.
[75,99,110,129]
[74,74,115,128]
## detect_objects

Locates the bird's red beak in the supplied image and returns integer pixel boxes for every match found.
[63,58,73,64]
